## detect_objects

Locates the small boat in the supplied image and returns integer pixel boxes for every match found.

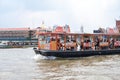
[0,41,8,48]
[0,41,24,48]
[33,32,120,58]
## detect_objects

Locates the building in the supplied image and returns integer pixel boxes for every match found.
[93,27,106,33]
[53,25,70,33]
[93,20,120,34]
[116,20,120,32]
[0,28,38,46]
[0,28,30,41]
[106,27,119,34]
[35,22,52,38]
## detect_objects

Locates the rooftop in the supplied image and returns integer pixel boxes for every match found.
[0,28,30,31]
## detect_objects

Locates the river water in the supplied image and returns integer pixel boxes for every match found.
[0,48,120,80]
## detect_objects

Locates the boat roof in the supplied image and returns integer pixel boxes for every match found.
[36,32,120,36]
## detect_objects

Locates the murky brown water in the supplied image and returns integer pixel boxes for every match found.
[0,48,120,80]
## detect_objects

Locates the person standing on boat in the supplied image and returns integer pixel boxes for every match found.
[95,38,100,50]
[71,40,77,51]
[112,39,115,49]
[109,38,114,49]
[80,40,84,51]
[57,39,62,50]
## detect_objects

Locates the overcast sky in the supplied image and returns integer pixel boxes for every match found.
[0,0,120,33]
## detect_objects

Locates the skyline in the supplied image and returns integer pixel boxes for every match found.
[0,0,120,33]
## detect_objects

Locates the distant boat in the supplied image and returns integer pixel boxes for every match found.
[0,41,24,48]
[0,41,8,48]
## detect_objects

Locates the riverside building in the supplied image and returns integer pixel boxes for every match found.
[0,28,37,46]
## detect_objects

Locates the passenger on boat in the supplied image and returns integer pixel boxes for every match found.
[100,39,109,50]
[71,40,77,51]
[114,39,120,48]
[66,40,71,50]
[92,41,95,50]
[57,39,62,50]
[80,40,84,51]
[109,38,114,49]
[65,40,77,51]
[77,43,80,51]
[95,38,100,50]
[83,39,91,50]
[51,37,55,41]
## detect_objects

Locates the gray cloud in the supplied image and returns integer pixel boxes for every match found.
[0,0,120,33]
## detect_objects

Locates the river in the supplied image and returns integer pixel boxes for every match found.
[0,48,120,80]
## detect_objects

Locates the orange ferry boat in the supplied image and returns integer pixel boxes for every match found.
[33,32,120,58]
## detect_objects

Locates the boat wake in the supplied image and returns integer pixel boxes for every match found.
[33,55,56,61]
[33,55,42,61]
[45,56,56,60]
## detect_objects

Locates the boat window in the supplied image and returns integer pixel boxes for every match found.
[38,35,46,44]
[76,35,81,44]
[84,36,91,42]
[39,35,45,41]
[46,36,51,43]
[58,34,65,43]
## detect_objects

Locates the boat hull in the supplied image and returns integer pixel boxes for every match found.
[33,48,120,58]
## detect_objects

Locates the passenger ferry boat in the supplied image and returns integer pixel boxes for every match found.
[33,31,120,58]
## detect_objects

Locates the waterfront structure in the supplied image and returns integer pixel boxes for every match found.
[0,28,37,47]
[53,25,70,33]
[94,20,120,34]
[116,20,120,32]
[35,22,52,38]
[93,27,106,33]
[0,28,30,41]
